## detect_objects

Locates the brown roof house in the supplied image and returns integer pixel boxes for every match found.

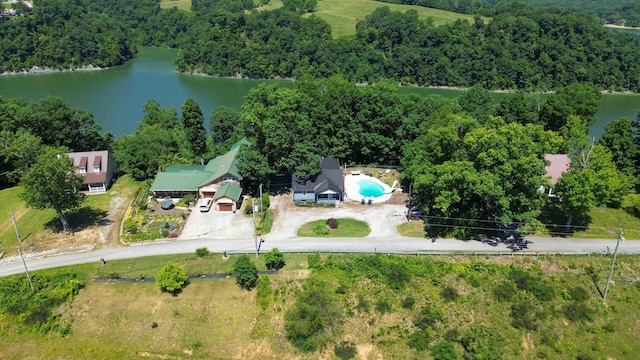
[66,150,117,193]
[541,154,571,197]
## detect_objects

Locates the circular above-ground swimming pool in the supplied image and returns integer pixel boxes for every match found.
[344,174,393,203]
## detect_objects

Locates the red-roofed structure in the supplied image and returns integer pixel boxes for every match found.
[66,150,116,193]
[543,154,571,196]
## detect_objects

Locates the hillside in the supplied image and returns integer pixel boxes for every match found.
[1,253,639,359]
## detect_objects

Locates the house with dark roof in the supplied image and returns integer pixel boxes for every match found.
[66,150,117,193]
[150,139,249,211]
[542,154,571,197]
[292,157,344,205]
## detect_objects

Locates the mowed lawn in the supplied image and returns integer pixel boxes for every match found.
[297,217,371,237]
[305,0,483,38]
[160,0,191,10]
[0,175,140,255]
[257,0,483,38]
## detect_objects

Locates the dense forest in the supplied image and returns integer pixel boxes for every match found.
[0,0,135,73]
[175,3,640,91]
[377,0,640,27]
[2,0,639,91]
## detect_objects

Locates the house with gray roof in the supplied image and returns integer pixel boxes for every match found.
[292,156,344,205]
[150,139,249,211]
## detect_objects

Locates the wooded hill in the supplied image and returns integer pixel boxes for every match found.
[2,0,640,92]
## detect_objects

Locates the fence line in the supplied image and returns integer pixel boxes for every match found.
[222,250,636,257]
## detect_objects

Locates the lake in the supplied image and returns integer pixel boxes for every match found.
[0,46,638,138]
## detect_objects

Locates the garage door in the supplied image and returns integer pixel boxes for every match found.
[202,191,215,198]
[219,203,233,212]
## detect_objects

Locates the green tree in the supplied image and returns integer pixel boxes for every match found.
[457,84,494,123]
[539,83,602,132]
[0,130,42,183]
[264,248,285,270]
[210,106,240,146]
[233,255,259,290]
[156,262,189,295]
[181,98,208,160]
[493,91,539,125]
[20,146,86,232]
[599,117,639,180]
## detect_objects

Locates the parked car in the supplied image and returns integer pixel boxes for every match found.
[407,206,426,220]
[199,198,213,212]
[160,198,175,210]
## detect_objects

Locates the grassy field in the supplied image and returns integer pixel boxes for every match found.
[0,175,140,255]
[257,0,483,38]
[159,0,191,10]
[398,219,425,237]
[1,253,639,359]
[297,217,371,237]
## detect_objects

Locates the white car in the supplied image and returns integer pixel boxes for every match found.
[199,198,213,212]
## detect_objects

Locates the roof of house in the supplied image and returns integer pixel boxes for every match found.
[544,154,571,185]
[292,157,344,193]
[66,150,111,185]
[150,140,249,192]
[213,182,243,201]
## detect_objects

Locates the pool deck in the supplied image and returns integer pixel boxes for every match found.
[344,174,396,204]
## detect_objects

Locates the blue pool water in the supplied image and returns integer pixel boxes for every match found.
[358,179,385,197]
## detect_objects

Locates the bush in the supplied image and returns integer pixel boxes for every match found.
[622,193,640,217]
[195,247,209,257]
[334,341,357,359]
[408,328,435,351]
[431,341,459,360]
[233,255,259,290]
[326,217,339,229]
[440,286,460,302]
[493,281,517,302]
[256,276,272,310]
[179,193,196,206]
[402,296,416,309]
[261,193,270,210]
[414,305,444,330]
[375,299,392,314]
[564,303,594,322]
[264,248,285,270]
[312,223,330,235]
[156,262,189,295]
[285,278,342,352]
[308,253,322,270]
[387,263,411,290]
[568,286,590,302]
[510,301,538,330]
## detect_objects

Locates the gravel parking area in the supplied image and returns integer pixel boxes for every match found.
[179,192,409,241]
[179,204,254,240]
[268,192,408,239]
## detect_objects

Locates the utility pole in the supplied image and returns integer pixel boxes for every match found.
[259,183,263,213]
[10,211,34,292]
[603,228,624,300]
[252,198,258,258]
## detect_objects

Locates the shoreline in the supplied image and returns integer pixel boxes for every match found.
[0,64,105,76]
[603,24,640,30]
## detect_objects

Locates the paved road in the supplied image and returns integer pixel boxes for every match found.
[1,235,638,277]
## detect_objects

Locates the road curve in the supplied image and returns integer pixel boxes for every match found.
[1,236,638,277]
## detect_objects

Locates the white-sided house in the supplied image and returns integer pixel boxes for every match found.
[66,150,117,193]
[292,157,344,205]
[541,154,571,197]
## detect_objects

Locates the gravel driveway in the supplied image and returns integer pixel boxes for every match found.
[179,193,408,241]
[268,193,408,239]
[179,205,254,240]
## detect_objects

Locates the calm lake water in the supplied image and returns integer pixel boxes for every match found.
[0,46,639,138]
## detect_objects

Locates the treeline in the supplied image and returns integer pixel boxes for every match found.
[0,96,111,185]
[0,0,135,73]
[176,3,640,91]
